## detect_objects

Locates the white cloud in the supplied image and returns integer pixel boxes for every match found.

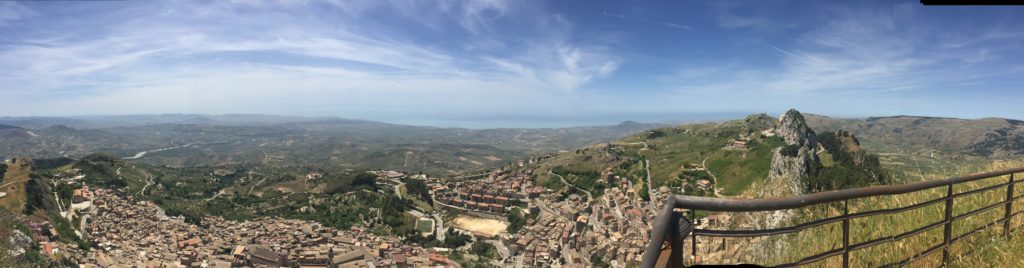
[0,0,624,118]
[672,6,1024,97]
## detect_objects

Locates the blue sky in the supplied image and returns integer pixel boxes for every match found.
[1,0,1023,127]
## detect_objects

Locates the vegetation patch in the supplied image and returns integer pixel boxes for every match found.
[706,137,784,195]
[804,131,889,193]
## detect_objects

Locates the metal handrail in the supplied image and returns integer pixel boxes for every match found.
[641,166,1024,268]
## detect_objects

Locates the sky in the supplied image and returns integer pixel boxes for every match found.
[1,0,1023,128]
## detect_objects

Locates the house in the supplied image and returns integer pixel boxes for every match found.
[73,186,93,202]
[250,248,285,266]
[730,140,748,149]
[334,249,366,265]
[177,237,201,249]
[696,179,712,190]
[232,245,247,264]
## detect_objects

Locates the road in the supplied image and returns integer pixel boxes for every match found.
[248,177,266,195]
[206,187,232,201]
[432,212,446,241]
[635,141,659,216]
[644,159,657,216]
[137,167,154,196]
[701,156,725,197]
[535,198,569,222]
[548,171,593,203]
[79,214,90,239]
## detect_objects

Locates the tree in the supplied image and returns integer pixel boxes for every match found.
[401,178,432,204]
[804,131,888,193]
[507,208,528,233]
[470,242,498,259]
[780,145,801,157]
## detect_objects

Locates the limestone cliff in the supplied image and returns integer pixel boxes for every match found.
[758,109,819,199]
[748,109,823,261]
[754,109,821,231]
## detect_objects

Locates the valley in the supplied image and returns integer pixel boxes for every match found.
[1,111,1023,267]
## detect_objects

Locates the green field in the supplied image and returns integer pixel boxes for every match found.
[706,137,785,195]
[532,116,783,198]
[417,219,434,234]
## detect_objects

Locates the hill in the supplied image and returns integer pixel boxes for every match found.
[527,110,891,200]
[0,115,666,174]
[805,114,1024,157]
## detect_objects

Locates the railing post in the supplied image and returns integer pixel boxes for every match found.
[943,183,954,265]
[842,200,850,268]
[668,212,691,268]
[690,209,697,264]
[1006,173,1016,237]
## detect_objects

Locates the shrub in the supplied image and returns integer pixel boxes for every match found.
[780,145,801,157]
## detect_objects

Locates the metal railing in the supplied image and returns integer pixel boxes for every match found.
[641,167,1024,267]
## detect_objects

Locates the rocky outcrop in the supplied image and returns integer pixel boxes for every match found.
[755,109,820,227]
[775,109,817,148]
[743,113,776,131]
[747,109,823,260]
[758,109,819,199]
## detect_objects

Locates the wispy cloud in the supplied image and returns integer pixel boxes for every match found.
[0,0,622,119]
[0,2,34,26]
[1,1,1022,124]
[684,7,1022,92]
[602,11,691,30]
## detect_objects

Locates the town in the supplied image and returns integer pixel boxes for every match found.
[8,157,680,268]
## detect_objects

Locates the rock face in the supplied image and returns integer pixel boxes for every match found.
[759,109,819,199]
[755,109,821,229]
[747,109,823,261]
[775,109,817,148]
[6,229,33,257]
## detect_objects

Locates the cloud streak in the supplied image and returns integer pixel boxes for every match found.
[602,11,691,30]
[1,1,1022,125]
[0,0,622,120]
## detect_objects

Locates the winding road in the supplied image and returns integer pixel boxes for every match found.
[548,171,592,203]
[630,141,658,215]
[136,167,154,196]
[701,155,724,197]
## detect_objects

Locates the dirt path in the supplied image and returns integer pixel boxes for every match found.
[137,167,154,196]
[702,155,725,197]
[0,178,30,189]
[249,177,266,195]
[206,187,232,201]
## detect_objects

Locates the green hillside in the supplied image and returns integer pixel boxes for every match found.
[532,114,782,197]
[805,114,1024,158]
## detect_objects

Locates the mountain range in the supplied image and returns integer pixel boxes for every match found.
[805,114,1024,157]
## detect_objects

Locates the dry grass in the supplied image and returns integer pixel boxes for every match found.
[754,159,1024,267]
[0,159,31,212]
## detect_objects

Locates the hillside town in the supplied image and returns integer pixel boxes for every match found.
[76,189,456,267]
[431,170,543,217]
[22,161,673,268]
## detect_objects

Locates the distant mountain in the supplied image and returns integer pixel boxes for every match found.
[805,114,1024,157]
[0,114,338,129]
[0,115,666,173]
